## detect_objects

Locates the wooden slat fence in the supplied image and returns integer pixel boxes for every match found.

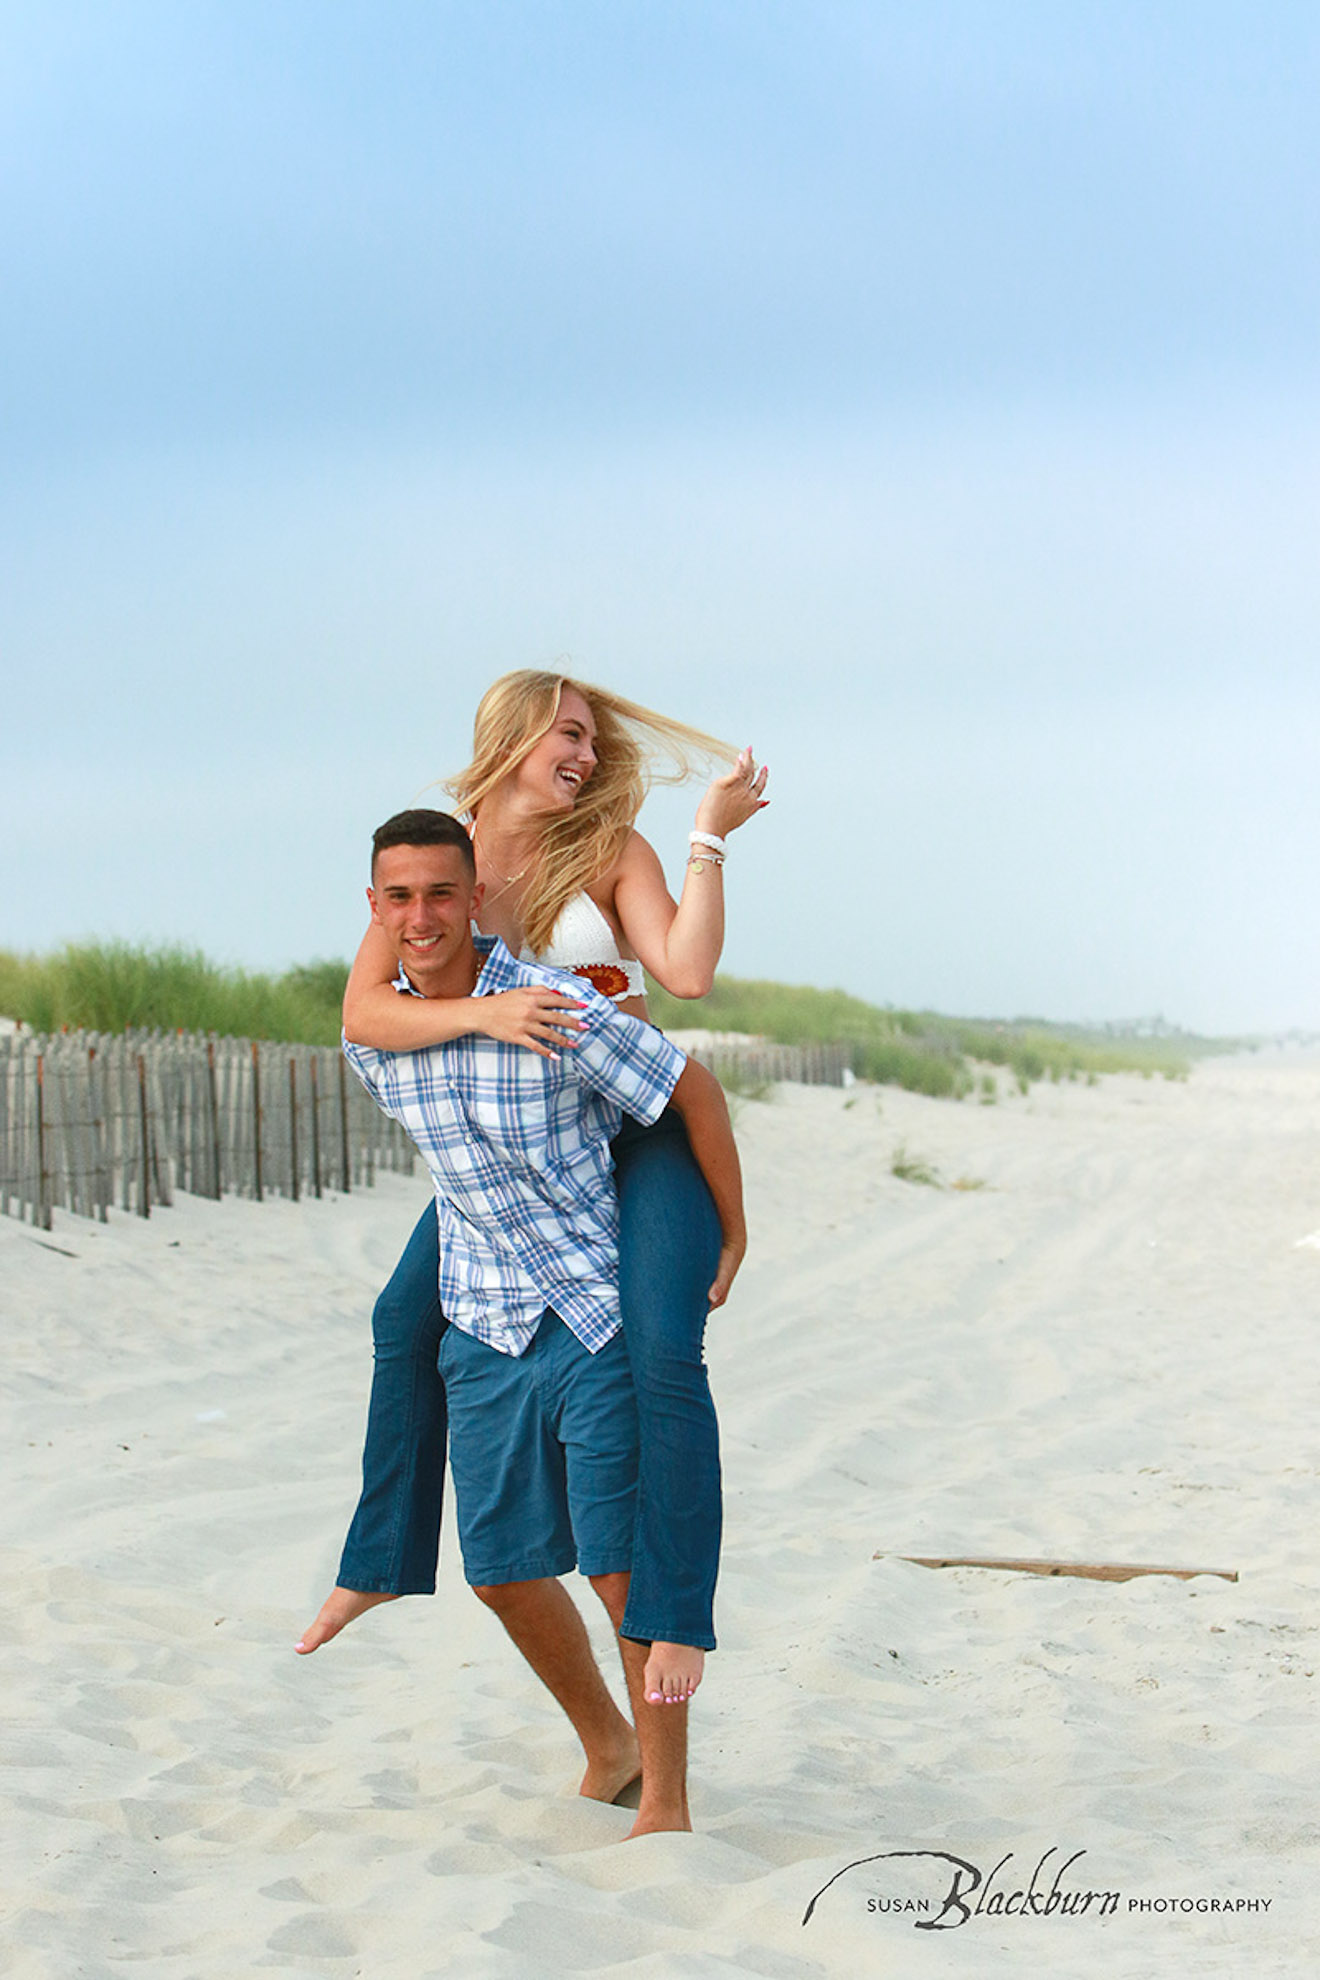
[680,1037,854,1091]
[1,1027,853,1231]
[0,1029,416,1230]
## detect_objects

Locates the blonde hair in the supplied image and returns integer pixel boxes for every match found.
[446,669,735,955]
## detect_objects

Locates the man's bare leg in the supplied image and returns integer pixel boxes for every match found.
[643,1642,704,1705]
[295,1587,398,1654]
[590,1573,691,1836]
[474,1576,640,1803]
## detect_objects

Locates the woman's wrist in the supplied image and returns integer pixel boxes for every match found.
[687,830,726,880]
[471,995,504,1037]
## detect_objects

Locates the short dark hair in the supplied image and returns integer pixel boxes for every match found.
[371,809,476,877]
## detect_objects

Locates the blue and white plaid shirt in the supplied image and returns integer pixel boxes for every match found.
[343,935,685,1356]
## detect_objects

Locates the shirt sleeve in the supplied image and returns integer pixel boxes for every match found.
[341,1034,392,1115]
[567,990,686,1125]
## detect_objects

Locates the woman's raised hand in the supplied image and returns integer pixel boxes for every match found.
[694,745,769,840]
[479,986,587,1058]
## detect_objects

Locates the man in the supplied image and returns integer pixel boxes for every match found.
[331,808,745,1838]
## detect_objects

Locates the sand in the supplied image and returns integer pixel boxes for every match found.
[2,1051,1318,1976]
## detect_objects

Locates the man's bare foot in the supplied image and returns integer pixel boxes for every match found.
[627,1792,692,1838]
[643,1642,704,1705]
[295,1587,398,1654]
[579,1728,641,1805]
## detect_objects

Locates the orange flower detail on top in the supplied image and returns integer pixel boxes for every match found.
[571,962,630,999]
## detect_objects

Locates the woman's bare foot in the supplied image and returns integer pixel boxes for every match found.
[295,1587,398,1654]
[643,1642,704,1705]
[579,1728,642,1805]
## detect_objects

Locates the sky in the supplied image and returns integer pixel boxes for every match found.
[3,0,1318,1034]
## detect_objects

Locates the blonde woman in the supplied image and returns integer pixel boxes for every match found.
[300,672,767,1705]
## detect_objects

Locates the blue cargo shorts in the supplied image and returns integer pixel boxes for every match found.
[438,1308,639,1587]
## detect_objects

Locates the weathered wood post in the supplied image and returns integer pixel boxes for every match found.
[88,1044,110,1222]
[250,1041,263,1203]
[136,1052,151,1218]
[309,1052,323,1199]
[36,1052,51,1231]
[288,1055,300,1203]
[205,1039,222,1199]
[337,1052,351,1194]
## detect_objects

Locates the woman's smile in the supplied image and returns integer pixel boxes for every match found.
[518,687,598,809]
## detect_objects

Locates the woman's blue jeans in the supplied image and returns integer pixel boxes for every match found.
[335,1109,723,1650]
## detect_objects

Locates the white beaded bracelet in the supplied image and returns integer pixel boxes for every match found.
[689,830,727,856]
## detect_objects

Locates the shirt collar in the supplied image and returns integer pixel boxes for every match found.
[471,933,521,996]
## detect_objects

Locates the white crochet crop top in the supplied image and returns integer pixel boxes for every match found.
[521,891,646,1004]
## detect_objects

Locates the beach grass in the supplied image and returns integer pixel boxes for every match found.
[0,942,348,1045]
[890,1143,943,1187]
[647,972,1231,1098]
[0,942,1233,1101]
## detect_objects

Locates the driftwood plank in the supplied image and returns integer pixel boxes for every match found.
[881,1553,1239,1584]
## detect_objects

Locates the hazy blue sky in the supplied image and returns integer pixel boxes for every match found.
[3,1,1317,1032]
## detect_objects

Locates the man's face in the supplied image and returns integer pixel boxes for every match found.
[367,842,484,996]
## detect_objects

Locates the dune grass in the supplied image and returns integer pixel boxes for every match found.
[0,942,348,1045]
[890,1143,943,1187]
[647,972,1231,1098]
[0,942,1233,1101]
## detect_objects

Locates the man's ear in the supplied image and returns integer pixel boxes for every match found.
[366,883,382,926]
[469,878,485,914]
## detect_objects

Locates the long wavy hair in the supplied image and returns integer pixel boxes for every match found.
[446,669,735,955]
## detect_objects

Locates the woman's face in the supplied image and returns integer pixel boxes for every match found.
[513,688,598,811]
